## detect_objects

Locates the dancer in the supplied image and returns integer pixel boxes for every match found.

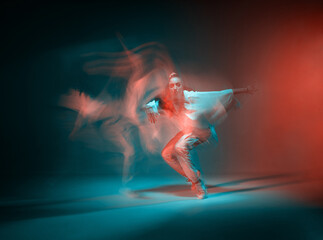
[144,72,256,199]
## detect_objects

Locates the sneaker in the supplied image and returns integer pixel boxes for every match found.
[193,180,208,199]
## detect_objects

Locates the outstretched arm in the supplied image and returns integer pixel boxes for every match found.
[233,85,257,95]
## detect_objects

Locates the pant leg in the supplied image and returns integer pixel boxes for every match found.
[174,128,211,183]
[174,133,200,183]
[161,131,187,177]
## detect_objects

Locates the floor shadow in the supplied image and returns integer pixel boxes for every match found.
[0,174,304,223]
[134,173,301,198]
[134,179,305,198]
[213,173,299,188]
[134,184,194,197]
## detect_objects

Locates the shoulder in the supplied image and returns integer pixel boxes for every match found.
[184,90,197,96]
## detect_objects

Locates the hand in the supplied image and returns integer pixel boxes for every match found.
[145,107,159,124]
[247,84,257,94]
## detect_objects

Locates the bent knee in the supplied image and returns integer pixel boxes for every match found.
[161,148,172,160]
[174,144,188,156]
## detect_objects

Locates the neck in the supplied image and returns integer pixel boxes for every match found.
[172,96,185,112]
[172,92,184,101]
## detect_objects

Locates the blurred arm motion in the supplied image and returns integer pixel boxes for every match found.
[144,99,161,124]
[233,84,257,95]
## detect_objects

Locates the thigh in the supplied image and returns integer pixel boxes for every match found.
[177,128,211,150]
[162,131,185,155]
[175,133,198,151]
[191,128,211,147]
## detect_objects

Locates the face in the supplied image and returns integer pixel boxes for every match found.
[169,77,183,97]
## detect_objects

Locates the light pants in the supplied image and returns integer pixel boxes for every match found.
[161,128,211,183]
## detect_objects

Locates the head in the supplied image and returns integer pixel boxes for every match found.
[168,72,183,99]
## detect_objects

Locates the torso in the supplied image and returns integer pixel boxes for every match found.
[171,93,209,131]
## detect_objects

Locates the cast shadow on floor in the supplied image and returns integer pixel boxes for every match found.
[133,173,302,198]
[0,174,302,223]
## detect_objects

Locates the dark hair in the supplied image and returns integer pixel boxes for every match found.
[168,72,179,80]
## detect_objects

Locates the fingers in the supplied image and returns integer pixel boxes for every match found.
[247,85,258,94]
[145,108,158,124]
[149,114,153,123]
[152,114,157,123]
[148,113,157,124]
[145,110,154,123]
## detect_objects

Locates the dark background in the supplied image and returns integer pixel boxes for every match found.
[1,0,322,197]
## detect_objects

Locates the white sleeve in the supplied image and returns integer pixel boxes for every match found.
[184,89,234,125]
[146,99,160,114]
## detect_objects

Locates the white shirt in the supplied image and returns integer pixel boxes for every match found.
[146,89,234,136]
